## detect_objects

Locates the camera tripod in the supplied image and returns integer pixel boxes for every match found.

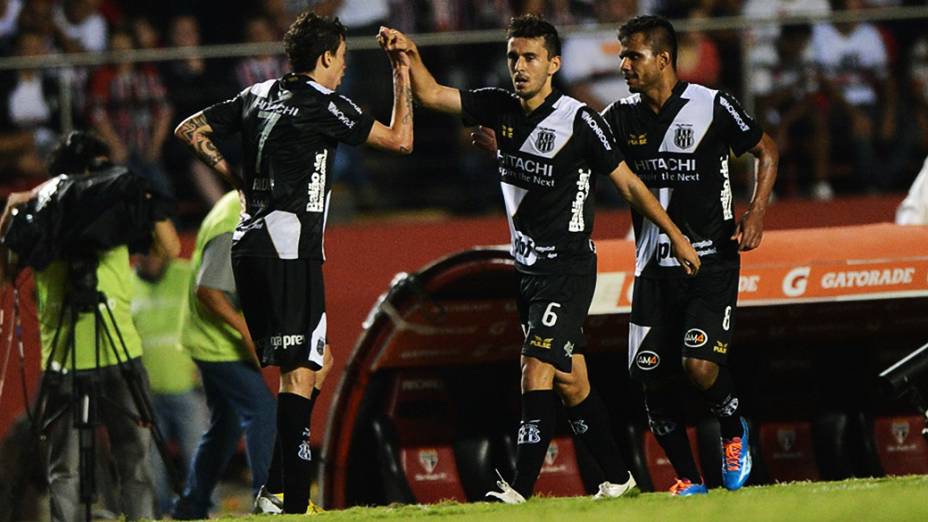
[30,259,180,522]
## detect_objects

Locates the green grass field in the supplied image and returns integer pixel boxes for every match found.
[212,475,928,521]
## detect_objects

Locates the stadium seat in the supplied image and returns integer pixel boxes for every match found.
[370,373,492,504]
[871,415,928,476]
[758,421,820,482]
[640,426,703,491]
[533,437,587,497]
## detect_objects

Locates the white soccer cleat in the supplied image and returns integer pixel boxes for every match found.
[593,473,637,499]
[485,470,526,504]
[253,485,284,515]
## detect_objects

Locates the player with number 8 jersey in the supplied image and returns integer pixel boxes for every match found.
[602,15,778,496]
[380,14,699,503]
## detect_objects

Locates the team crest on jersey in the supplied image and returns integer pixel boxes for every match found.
[535,127,556,153]
[673,124,695,149]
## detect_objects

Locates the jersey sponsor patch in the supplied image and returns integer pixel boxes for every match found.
[684,328,708,348]
[635,350,661,370]
[328,101,356,128]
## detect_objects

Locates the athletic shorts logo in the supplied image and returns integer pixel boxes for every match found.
[529,335,553,350]
[673,124,695,149]
[418,449,439,473]
[635,350,660,371]
[563,341,575,357]
[270,334,306,350]
[684,329,708,348]
[713,341,728,354]
[518,420,542,444]
[535,128,556,153]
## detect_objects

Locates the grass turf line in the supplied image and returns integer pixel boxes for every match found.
[210,475,928,521]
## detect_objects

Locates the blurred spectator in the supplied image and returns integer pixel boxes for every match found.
[161,15,233,208]
[0,31,67,193]
[515,0,576,25]
[234,16,288,88]
[743,0,831,93]
[88,27,174,197]
[812,0,895,191]
[676,7,721,87]
[53,0,108,53]
[910,37,928,159]
[261,0,303,37]
[755,24,832,200]
[560,0,638,112]
[0,0,22,46]
[131,15,161,51]
[132,254,208,518]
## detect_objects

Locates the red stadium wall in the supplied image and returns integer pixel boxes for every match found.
[0,194,904,441]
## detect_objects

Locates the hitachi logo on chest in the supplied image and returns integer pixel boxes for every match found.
[634,158,697,172]
[499,153,553,177]
[257,100,299,116]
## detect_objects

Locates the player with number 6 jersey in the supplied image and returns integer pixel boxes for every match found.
[380,14,699,504]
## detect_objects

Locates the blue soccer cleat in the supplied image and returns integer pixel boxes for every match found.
[721,417,752,490]
[670,478,708,496]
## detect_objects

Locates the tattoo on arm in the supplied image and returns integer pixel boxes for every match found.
[402,84,413,125]
[180,113,226,168]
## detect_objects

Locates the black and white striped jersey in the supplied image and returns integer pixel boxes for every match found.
[601,81,763,278]
[203,73,375,260]
[461,88,623,275]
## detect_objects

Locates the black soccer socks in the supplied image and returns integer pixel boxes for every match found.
[566,390,631,484]
[265,387,320,495]
[512,390,557,498]
[702,368,742,440]
[277,392,316,513]
[644,390,701,484]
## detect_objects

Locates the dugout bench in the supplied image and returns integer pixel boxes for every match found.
[320,224,928,508]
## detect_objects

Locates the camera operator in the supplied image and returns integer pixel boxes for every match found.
[0,131,180,522]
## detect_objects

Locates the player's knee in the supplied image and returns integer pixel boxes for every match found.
[683,357,718,391]
[279,366,316,398]
[520,356,555,392]
[554,377,589,407]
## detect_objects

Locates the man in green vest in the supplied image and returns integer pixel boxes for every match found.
[171,191,278,519]
[131,254,207,517]
[0,131,181,522]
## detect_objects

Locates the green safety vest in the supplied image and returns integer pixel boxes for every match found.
[36,246,143,370]
[132,259,199,394]
[181,192,249,362]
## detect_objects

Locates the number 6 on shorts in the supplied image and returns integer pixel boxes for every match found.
[542,302,561,327]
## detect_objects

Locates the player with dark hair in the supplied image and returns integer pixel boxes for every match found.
[604,14,778,495]
[174,11,413,514]
[380,14,700,503]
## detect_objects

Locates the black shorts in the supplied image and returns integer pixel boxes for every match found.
[518,271,594,373]
[232,256,327,370]
[628,269,738,382]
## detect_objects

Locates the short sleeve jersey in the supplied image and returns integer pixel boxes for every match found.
[601,81,763,278]
[460,88,622,275]
[203,73,375,260]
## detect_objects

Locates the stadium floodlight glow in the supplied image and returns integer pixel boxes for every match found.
[879,341,928,440]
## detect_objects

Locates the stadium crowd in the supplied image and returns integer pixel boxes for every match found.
[1,0,927,222]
